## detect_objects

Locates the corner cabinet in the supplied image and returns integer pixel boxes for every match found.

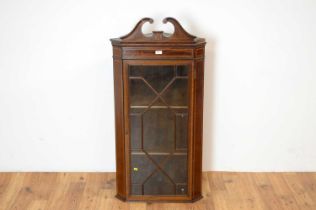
[110,17,206,202]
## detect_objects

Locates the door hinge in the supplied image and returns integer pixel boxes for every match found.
[193,69,197,79]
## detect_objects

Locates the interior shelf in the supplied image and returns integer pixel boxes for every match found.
[130,105,188,109]
[131,151,188,155]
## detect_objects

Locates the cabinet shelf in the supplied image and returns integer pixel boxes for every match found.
[131,151,187,156]
[130,105,188,109]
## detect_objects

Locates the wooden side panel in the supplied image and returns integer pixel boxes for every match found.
[192,58,205,200]
[112,47,126,199]
[194,47,205,59]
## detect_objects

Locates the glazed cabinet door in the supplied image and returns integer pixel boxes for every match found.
[123,60,194,200]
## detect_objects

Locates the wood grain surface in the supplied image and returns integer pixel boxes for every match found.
[0,172,315,210]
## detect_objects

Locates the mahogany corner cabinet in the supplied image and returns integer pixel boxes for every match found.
[110,17,206,202]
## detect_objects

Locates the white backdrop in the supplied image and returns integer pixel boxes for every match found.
[0,0,315,172]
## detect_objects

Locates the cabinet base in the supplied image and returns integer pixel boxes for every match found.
[115,194,127,201]
[115,194,203,203]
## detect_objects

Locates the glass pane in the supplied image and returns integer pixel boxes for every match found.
[130,66,175,92]
[175,112,188,150]
[176,65,188,76]
[130,114,142,150]
[130,154,156,184]
[129,79,156,106]
[131,184,142,195]
[128,65,190,196]
[161,79,188,106]
[143,108,174,152]
[143,171,175,195]
[161,154,188,183]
